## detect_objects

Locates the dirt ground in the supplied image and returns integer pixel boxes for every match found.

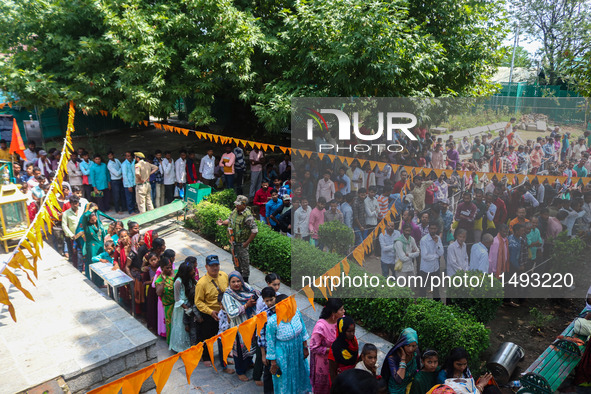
[483,298,581,377]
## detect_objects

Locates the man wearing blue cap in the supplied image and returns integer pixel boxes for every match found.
[194,255,229,367]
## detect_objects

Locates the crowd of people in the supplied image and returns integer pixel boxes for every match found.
[11,118,591,392]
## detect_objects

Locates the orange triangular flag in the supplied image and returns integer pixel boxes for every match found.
[0,283,16,321]
[318,153,325,160]
[9,118,26,160]
[121,364,155,394]
[275,297,290,325]
[181,128,189,136]
[316,282,329,299]
[4,268,34,301]
[179,343,204,384]
[279,146,287,153]
[352,245,365,266]
[204,335,221,371]
[255,311,267,336]
[302,286,316,310]
[87,379,124,394]
[238,317,257,351]
[220,326,238,363]
[153,354,179,394]
[341,258,350,276]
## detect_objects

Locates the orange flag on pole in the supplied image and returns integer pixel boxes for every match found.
[153,355,179,394]
[9,118,26,160]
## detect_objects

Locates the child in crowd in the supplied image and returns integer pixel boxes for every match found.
[329,316,359,384]
[355,343,379,378]
[256,273,281,313]
[141,252,160,332]
[257,286,277,393]
[90,239,116,287]
[254,273,281,386]
[409,349,440,394]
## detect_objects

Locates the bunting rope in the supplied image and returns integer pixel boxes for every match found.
[0,101,76,321]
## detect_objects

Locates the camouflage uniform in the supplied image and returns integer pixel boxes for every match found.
[228,206,258,281]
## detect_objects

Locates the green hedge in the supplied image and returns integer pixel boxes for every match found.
[185,201,231,247]
[318,220,355,255]
[204,189,237,209]
[188,200,490,366]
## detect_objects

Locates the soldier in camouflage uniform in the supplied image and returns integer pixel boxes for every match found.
[216,195,258,283]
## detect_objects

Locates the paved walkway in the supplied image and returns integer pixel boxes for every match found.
[143,224,394,393]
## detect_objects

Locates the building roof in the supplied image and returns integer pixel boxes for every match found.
[492,67,538,83]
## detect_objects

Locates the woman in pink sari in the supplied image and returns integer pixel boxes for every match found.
[309,298,345,394]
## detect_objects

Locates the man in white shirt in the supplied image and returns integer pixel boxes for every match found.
[378,221,400,278]
[394,223,420,279]
[161,151,176,204]
[199,148,216,187]
[447,228,469,277]
[470,233,494,273]
[347,160,364,193]
[249,147,264,199]
[24,140,37,167]
[364,186,380,231]
[175,149,187,196]
[419,222,444,298]
[107,151,124,213]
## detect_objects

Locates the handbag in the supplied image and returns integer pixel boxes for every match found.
[211,279,224,303]
[91,190,104,198]
[394,259,403,271]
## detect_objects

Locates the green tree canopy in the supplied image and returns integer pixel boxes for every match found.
[499,46,533,68]
[0,0,507,135]
[512,0,591,86]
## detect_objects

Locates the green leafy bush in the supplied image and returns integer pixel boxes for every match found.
[447,270,504,323]
[249,223,292,282]
[205,189,237,209]
[318,220,355,255]
[529,307,554,331]
[401,299,490,370]
[188,201,231,247]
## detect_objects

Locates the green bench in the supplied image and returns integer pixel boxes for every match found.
[518,310,588,393]
[122,199,187,228]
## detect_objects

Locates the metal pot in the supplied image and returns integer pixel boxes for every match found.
[486,342,525,384]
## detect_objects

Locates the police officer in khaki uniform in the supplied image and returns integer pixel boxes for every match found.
[134,152,159,213]
[216,195,258,283]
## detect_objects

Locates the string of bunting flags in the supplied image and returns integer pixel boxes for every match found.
[145,120,589,186]
[0,101,77,321]
[0,100,20,110]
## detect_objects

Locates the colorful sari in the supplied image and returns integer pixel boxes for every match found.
[381,328,420,394]
[78,211,106,285]
[155,274,175,344]
[309,318,337,394]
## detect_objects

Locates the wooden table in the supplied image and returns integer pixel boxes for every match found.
[90,263,136,316]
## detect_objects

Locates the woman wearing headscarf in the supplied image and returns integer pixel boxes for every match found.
[266,294,312,394]
[221,271,260,382]
[381,327,420,394]
[76,209,107,284]
[169,261,193,352]
[310,298,345,394]
[328,316,359,382]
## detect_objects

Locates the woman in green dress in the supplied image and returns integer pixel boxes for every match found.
[77,209,107,285]
[155,257,175,345]
[381,327,420,394]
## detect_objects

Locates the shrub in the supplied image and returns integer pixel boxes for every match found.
[401,299,490,371]
[249,224,292,282]
[529,307,554,331]
[188,201,231,247]
[318,220,355,255]
[205,189,237,209]
[447,270,504,323]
